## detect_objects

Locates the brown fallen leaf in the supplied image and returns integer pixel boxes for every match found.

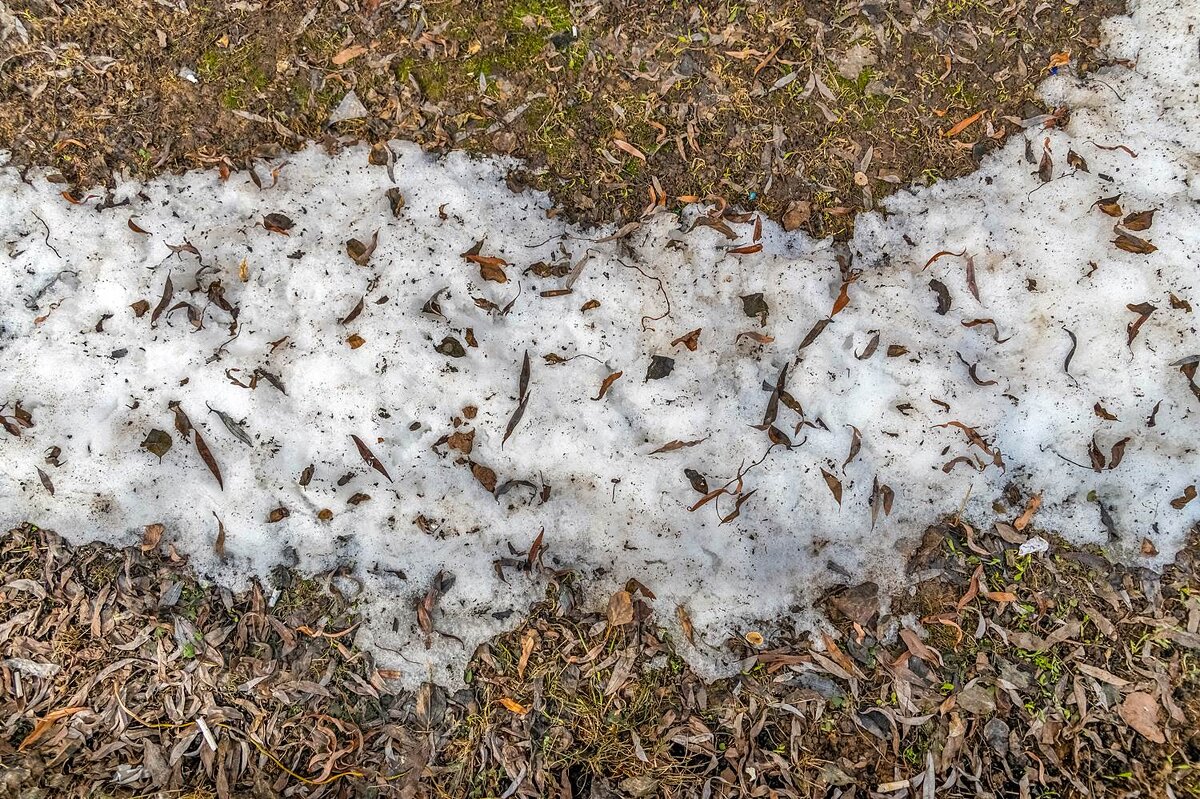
[1114,232,1157,255]
[613,138,647,162]
[263,213,294,234]
[447,429,474,455]
[1126,302,1157,345]
[347,334,366,349]
[671,328,702,351]
[498,697,528,715]
[899,628,941,666]
[943,110,984,138]
[735,331,774,344]
[676,605,695,645]
[194,431,223,490]
[36,467,54,496]
[1014,493,1041,531]
[475,258,508,283]
[1093,195,1123,217]
[331,44,367,65]
[19,706,88,751]
[1170,485,1196,509]
[649,437,706,454]
[798,318,831,350]
[607,590,634,626]
[351,434,393,482]
[1119,692,1166,743]
[820,468,843,506]
[461,240,509,283]
[346,231,379,266]
[1038,149,1053,183]
[141,523,164,552]
[593,371,623,401]
[1123,209,1155,231]
[923,249,966,271]
[471,462,497,493]
[212,513,227,559]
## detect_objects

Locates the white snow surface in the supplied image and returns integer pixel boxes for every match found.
[1,0,1197,685]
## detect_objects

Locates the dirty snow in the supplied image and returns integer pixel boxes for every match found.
[1,0,1197,685]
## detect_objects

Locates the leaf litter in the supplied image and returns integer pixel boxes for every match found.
[0,3,1195,791]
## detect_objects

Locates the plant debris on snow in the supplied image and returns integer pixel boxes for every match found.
[2,0,1200,795]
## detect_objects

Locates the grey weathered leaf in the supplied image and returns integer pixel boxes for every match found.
[645,355,675,381]
[141,429,173,460]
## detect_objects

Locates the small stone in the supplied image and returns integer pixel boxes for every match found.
[984,717,1010,756]
[369,142,389,165]
[955,680,997,715]
[618,776,658,797]
[492,130,518,153]
[435,337,466,358]
[329,90,368,124]
[645,355,674,381]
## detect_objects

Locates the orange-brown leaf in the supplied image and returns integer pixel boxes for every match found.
[943,110,984,138]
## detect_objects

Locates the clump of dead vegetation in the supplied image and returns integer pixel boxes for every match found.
[1,0,1122,234]
[2,517,1196,797]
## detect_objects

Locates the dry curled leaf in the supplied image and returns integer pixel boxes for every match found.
[593,371,623,401]
[943,110,983,138]
[194,431,223,490]
[351,434,393,482]
[471,462,497,493]
[820,468,843,506]
[1123,209,1155,231]
[1170,485,1196,509]
[1014,493,1042,531]
[671,328,702,351]
[1114,232,1157,255]
[650,437,706,455]
[263,212,294,234]
[141,523,164,552]
[346,231,379,266]
[735,331,774,344]
[1093,195,1123,217]
[19,707,88,751]
[1126,302,1157,346]
[461,240,508,283]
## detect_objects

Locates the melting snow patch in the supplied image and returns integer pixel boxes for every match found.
[1,0,1198,685]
